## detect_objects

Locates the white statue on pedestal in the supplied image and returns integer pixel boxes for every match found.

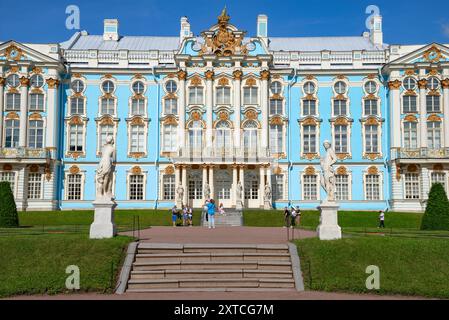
[235,180,243,210]
[204,182,211,200]
[320,140,337,202]
[176,185,184,201]
[90,136,117,239]
[263,183,272,209]
[96,136,115,200]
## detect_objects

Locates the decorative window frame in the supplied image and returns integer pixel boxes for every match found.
[28,86,47,113]
[160,115,179,157]
[27,112,46,149]
[214,76,232,106]
[402,114,419,149]
[427,114,444,148]
[65,116,87,159]
[300,166,320,201]
[300,79,319,117]
[429,164,447,193]
[330,117,353,160]
[129,77,147,117]
[331,77,350,118]
[26,165,45,200]
[126,166,147,201]
[95,115,119,156]
[98,91,118,117]
[68,76,87,116]
[64,165,85,201]
[268,116,287,159]
[242,75,260,106]
[335,166,353,201]
[361,117,383,160]
[0,168,19,197]
[402,164,421,200]
[271,167,287,201]
[159,165,176,200]
[126,116,149,159]
[362,78,381,117]
[163,77,179,95]
[400,89,418,114]
[299,117,321,160]
[362,166,384,201]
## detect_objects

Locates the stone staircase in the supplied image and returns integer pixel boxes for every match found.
[202,209,243,227]
[121,243,303,292]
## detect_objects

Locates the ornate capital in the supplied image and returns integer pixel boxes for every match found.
[442,78,449,89]
[0,77,5,86]
[69,165,80,174]
[177,70,187,81]
[46,78,60,89]
[260,70,270,81]
[19,77,29,87]
[205,70,214,81]
[233,70,243,80]
[417,79,428,89]
[388,80,401,90]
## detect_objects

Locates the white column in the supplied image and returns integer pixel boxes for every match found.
[388,80,401,149]
[45,78,60,153]
[260,71,269,153]
[259,165,265,206]
[233,70,242,151]
[418,79,427,148]
[239,166,245,205]
[175,164,181,204]
[181,165,187,205]
[443,78,449,147]
[202,164,208,200]
[266,165,272,188]
[0,78,4,147]
[232,164,238,205]
[177,71,187,152]
[19,77,29,147]
[205,71,214,151]
[209,165,214,200]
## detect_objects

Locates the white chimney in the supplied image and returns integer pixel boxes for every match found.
[369,14,383,47]
[103,19,119,41]
[257,14,268,44]
[180,16,192,44]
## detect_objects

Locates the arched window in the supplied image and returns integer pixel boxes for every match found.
[5,119,20,148]
[28,120,44,148]
[243,120,258,154]
[215,121,232,150]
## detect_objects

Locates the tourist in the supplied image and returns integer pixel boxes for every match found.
[171,205,178,227]
[293,205,301,227]
[207,199,217,229]
[283,206,291,228]
[378,210,386,228]
[188,206,193,226]
[218,203,226,215]
[182,205,188,226]
[203,200,209,225]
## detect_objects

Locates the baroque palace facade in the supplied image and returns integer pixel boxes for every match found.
[0,10,449,211]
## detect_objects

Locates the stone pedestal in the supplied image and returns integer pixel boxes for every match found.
[264,200,272,210]
[90,199,117,239]
[316,201,341,240]
[176,199,183,209]
[235,200,243,211]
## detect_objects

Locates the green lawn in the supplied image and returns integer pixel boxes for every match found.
[0,234,133,298]
[296,236,449,299]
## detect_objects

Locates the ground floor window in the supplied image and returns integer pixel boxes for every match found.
[216,172,231,200]
[28,173,42,199]
[67,174,82,200]
[335,174,350,200]
[303,174,318,200]
[272,174,284,200]
[0,172,16,195]
[430,172,446,192]
[163,174,175,200]
[188,178,202,200]
[365,174,381,200]
[245,177,259,200]
[129,175,144,200]
[405,173,420,199]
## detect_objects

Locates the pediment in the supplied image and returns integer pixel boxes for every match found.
[389,43,449,65]
[0,40,60,64]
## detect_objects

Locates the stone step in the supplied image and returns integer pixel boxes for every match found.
[134,252,291,263]
[126,288,296,293]
[130,269,294,280]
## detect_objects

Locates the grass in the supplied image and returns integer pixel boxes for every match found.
[296,236,449,299]
[0,209,202,236]
[0,234,133,298]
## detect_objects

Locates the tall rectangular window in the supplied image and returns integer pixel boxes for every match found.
[188,179,202,200]
[427,122,441,149]
[269,99,282,115]
[5,93,20,111]
[67,174,82,200]
[426,95,440,113]
[131,99,145,115]
[303,125,317,153]
[164,98,177,115]
[0,172,16,195]
[364,99,378,116]
[243,87,258,105]
[216,87,231,104]
[365,125,379,153]
[244,179,259,200]
[365,174,380,200]
[335,175,349,200]
[69,124,84,152]
[28,173,42,199]
[163,175,175,200]
[404,122,418,149]
[405,173,420,199]
[334,125,348,153]
[333,100,347,116]
[29,93,44,111]
[402,95,417,113]
[28,120,44,148]
[130,125,145,153]
[70,97,84,115]
[303,100,316,116]
[431,172,446,192]
[129,175,144,200]
[5,119,20,148]
[99,125,114,151]
[269,124,283,154]
[303,175,318,200]
[272,174,283,201]
[101,98,115,115]
[189,87,203,104]
[163,125,177,152]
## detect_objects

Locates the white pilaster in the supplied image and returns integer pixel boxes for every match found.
[19,77,29,147]
[0,78,4,146]
[388,79,401,149]
[45,78,60,153]
[177,71,187,151]
[239,166,245,203]
[418,80,427,148]
[202,164,208,201]
[205,71,214,150]
[443,78,449,147]
[259,165,265,207]
[233,70,242,150]
[232,164,238,205]
[209,165,214,200]
[421,166,430,200]
[181,165,187,205]
[260,71,269,151]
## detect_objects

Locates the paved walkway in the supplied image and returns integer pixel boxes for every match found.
[121,226,316,243]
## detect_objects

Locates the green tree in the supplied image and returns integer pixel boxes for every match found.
[421,183,449,231]
[0,181,19,228]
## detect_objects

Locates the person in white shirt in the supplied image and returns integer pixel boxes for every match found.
[378,210,385,228]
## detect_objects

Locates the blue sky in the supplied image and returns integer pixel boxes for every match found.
[1,0,449,45]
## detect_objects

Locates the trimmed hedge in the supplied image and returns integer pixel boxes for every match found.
[421,183,449,231]
[0,181,19,228]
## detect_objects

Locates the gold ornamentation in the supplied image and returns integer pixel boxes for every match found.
[69,165,80,174]
[272,93,283,100]
[428,69,439,76]
[365,117,379,125]
[304,166,316,175]
[364,93,378,100]
[245,78,256,86]
[245,110,257,120]
[31,67,42,74]
[302,118,317,126]
[218,111,229,121]
[407,164,418,172]
[134,73,143,79]
[130,117,144,126]
[6,112,20,120]
[69,116,83,125]
[163,116,178,126]
[129,152,145,159]
[367,74,377,79]
[131,166,142,174]
[404,114,418,122]
[336,166,348,175]
[442,79,449,89]
[427,114,442,122]
[336,75,346,80]
[191,111,202,121]
[305,75,315,80]
[9,66,19,73]
[219,164,228,170]
[336,153,351,160]
[29,112,42,121]
[205,70,214,80]
[46,78,60,89]
[100,116,114,126]
[428,89,440,96]
[273,166,283,175]
[0,77,5,86]
[364,153,381,160]
[404,90,417,96]
[433,164,444,171]
[177,70,187,81]
[3,164,13,171]
[164,166,175,175]
[303,153,319,160]
[233,70,243,80]
[334,117,349,125]
[5,45,24,61]
[388,80,401,90]
[199,8,248,57]
[396,163,402,181]
[8,87,19,94]
[133,93,145,100]
[29,164,40,173]
[67,152,84,160]
[190,76,202,86]
[423,46,443,63]
[367,166,379,175]
[417,79,428,89]
[405,69,415,76]
[19,77,29,87]
[270,116,283,125]
[104,74,113,79]
[260,70,270,81]
[218,77,229,86]
[72,73,82,78]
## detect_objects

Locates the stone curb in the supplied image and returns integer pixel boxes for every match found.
[288,242,305,292]
[115,241,138,294]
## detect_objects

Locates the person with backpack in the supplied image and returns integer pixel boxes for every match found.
[291,205,301,227]
[207,199,217,229]
[283,206,291,228]
[171,205,178,227]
